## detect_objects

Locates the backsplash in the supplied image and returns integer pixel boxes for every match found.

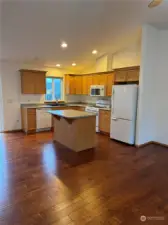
[20,94,45,104]
[20,94,111,105]
[65,95,111,104]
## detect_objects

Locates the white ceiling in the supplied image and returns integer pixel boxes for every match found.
[0,0,168,72]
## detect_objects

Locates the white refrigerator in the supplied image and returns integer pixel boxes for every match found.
[110,85,138,145]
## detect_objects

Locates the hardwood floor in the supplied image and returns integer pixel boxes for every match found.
[0,132,168,225]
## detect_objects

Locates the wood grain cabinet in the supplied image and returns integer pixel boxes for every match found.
[64,75,70,95]
[20,69,47,94]
[21,108,36,133]
[75,76,83,95]
[114,70,127,82]
[69,76,76,95]
[114,66,140,83]
[99,109,111,134]
[106,73,114,96]
[127,68,139,82]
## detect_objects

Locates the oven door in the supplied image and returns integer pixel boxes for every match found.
[90,88,101,96]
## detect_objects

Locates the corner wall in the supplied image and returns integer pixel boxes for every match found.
[136,25,168,146]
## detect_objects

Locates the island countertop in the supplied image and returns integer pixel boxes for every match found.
[48,109,96,119]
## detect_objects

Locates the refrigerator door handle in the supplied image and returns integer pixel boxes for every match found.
[112,117,118,121]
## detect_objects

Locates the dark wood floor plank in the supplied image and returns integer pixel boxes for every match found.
[0,132,168,224]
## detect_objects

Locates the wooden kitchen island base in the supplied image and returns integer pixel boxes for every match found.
[49,110,96,152]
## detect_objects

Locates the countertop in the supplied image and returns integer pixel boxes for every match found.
[21,103,111,111]
[48,109,96,119]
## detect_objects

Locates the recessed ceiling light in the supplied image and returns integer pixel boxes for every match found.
[56,64,61,67]
[148,0,163,8]
[61,42,68,48]
[72,63,76,66]
[92,50,98,54]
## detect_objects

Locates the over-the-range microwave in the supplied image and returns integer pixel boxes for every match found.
[90,85,105,97]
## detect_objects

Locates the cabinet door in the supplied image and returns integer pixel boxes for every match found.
[87,75,92,95]
[115,70,127,82]
[27,109,36,131]
[127,69,139,82]
[106,73,114,96]
[92,75,99,85]
[99,110,111,134]
[75,76,83,95]
[98,74,107,85]
[69,76,76,95]
[21,71,35,94]
[82,76,87,95]
[64,75,70,95]
[35,73,46,94]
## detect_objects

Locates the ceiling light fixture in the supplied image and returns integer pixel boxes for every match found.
[56,64,61,67]
[72,63,76,66]
[148,0,163,8]
[92,50,98,54]
[61,42,68,48]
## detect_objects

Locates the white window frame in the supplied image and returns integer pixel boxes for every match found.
[45,77,63,102]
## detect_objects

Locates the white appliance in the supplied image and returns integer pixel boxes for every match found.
[85,106,99,132]
[90,85,105,97]
[110,85,138,145]
[36,108,52,131]
[96,99,111,109]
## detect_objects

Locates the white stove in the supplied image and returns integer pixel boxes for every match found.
[85,106,99,132]
[85,100,111,133]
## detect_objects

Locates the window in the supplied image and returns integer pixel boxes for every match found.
[45,77,63,101]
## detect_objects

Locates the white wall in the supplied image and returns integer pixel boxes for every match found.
[96,55,108,72]
[154,30,168,145]
[112,41,141,69]
[0,61,70,131]
[136,25,168,146]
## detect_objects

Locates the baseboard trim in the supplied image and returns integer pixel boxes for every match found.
[136,141,168,148]
[99,131,110,136]
[1,129,22,133]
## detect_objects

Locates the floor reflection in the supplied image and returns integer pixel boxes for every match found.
[42,143,57,176]
[0,134,9,204]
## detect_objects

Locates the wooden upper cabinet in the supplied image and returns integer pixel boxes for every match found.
[64,75,70,95]
[20,69,47,94]
[106,73,114,96]
[82,76,88,95]
[114,66,140,83]
[92,75,99,85]
[87,75,92,95]
[74,75,83,95]
[98,74,107,85]
[114,70,127,82]
[35,73,46,94]
[21,71,35,94]
[127,68,139,82]
[69,76,76,95]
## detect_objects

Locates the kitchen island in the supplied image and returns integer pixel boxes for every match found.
[48,109,96,152]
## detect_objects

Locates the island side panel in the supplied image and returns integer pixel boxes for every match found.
[74,116,96,151]
[53,115,96,152]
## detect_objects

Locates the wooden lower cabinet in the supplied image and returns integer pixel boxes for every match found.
[21,108,36,133]
[99,109,111,134]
